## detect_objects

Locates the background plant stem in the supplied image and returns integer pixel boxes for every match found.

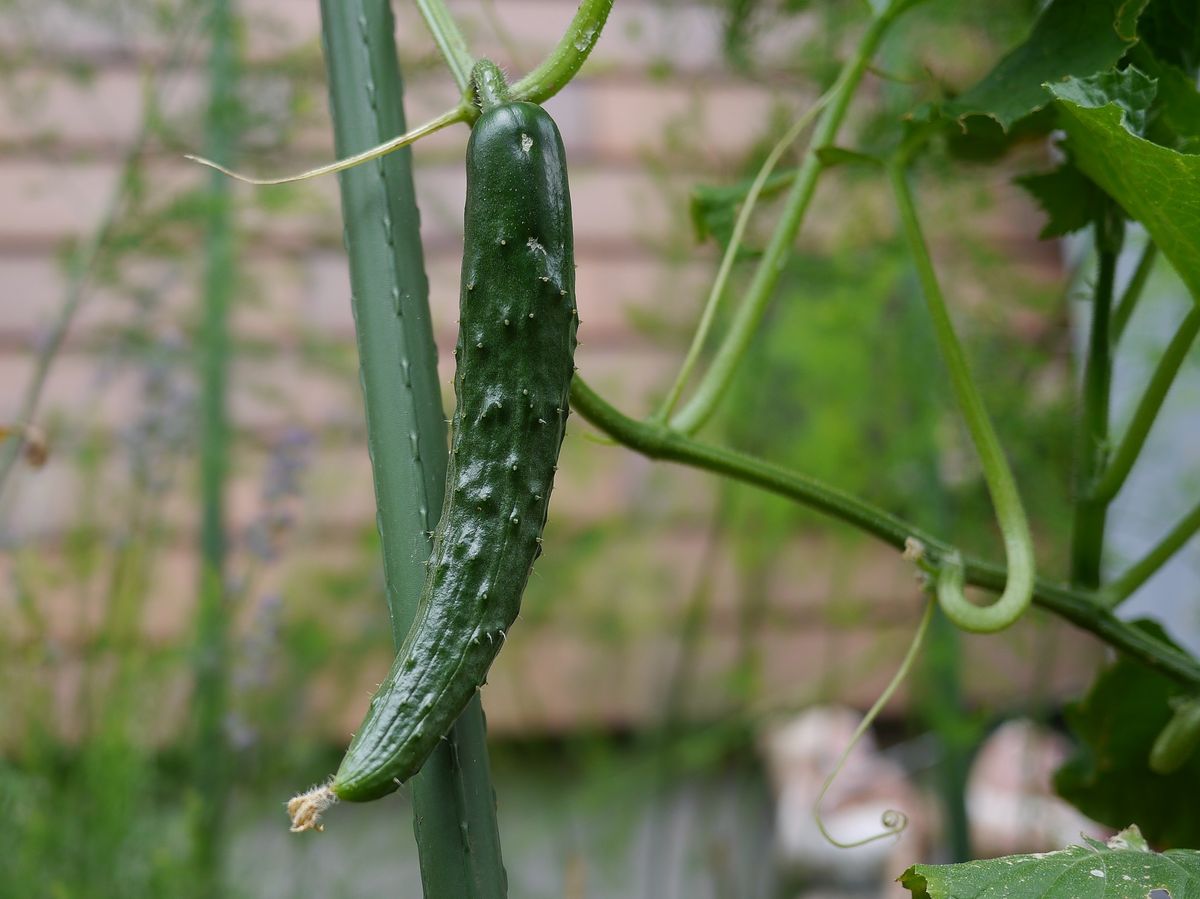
[669,0,913,435]
[1070,224,1121,588]
[1111,242,1157,342]
[1107,498,1200,605]
[319,2,506,895]
[191,0,238,890]
[0,116,159,503]
[1090,305,1200,503]
[415,0,475,93]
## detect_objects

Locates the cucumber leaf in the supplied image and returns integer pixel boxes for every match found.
[943,0,1148,131]
[1053,66,1158,135]
[1016,162,1109,238]
[898,825,1200,898]
[1136,50,1200,149]
[1051,68,1200,303]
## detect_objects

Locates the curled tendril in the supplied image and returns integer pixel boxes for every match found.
[934,536,1033,634]
[813,599,933,849]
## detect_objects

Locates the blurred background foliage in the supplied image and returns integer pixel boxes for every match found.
[0,0,1161,896]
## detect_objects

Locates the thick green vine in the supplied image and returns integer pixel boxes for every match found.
[568,377,1200,690]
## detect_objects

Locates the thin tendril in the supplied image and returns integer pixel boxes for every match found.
[186,106,468,185]
[655,87,836,423]
[812,598,933,849]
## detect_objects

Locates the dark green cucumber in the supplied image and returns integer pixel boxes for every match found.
[332,70,577,803]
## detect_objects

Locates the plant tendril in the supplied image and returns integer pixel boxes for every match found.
[813,598,932,849]
[186,106,469,185]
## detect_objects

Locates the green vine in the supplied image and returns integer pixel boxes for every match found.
[1089,305,1200,504]
[509,0,614,104]
[1111,242,1158,341]
[655,87,836,423]
[186,0,613,187]
[415,0,476,93]
[1106,498,1200,606]
[814,599,933,848]
[888,159,1035,633]
[1070,220,1121,589]
[568,377,1200,690]
[668,0,924,435]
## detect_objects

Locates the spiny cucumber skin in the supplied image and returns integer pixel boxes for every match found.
[333,101,577,802]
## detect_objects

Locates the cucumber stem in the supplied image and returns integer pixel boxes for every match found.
[471,60,511,112]
[509,0,614,104]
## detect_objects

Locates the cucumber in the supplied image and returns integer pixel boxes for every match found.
[1149,696,1200,775]
[331,65,577,803]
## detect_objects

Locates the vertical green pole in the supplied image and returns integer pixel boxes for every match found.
[317,2,506,896]
[192,0,237,893]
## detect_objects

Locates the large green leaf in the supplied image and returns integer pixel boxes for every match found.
[899,826,1200,898]
[944,0,1148,131]
[1055,621,1200,848]
[1052,70,1200,303]
[1055,66,1158,134]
